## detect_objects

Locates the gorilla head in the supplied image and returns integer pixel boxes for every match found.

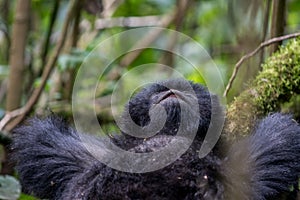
[121,79,222,141]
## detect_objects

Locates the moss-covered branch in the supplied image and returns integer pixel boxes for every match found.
[225,38,300,138]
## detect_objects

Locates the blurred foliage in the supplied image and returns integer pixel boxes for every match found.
[114,0,175,16]
[0,175,21,200]
[57,48,88,71]
[0,0,299,106]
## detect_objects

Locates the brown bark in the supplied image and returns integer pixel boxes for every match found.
[258,0,271,68]
[6,0,31,111]
[63,1,82,101]
[1,0,80,132]
[2,0,30,175]
[269,0,286,54]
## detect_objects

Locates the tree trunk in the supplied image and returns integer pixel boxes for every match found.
[63,0,82,101]
[269,0,286,54]
[258,0,271,68]
[6,0,31,111]
[2,0,31,175]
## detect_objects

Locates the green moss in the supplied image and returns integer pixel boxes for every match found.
[225,38,300,138]
[281,94,300,120]
[254,38,300,113]
[225,91,258,138]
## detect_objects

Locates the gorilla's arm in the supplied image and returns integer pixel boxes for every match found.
[11,116,105,199]
[12,117,223,199]
[224,113,300,199]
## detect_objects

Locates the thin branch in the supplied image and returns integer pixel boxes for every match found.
[41,0,60,69]
[223,32,300,97]
[0,0,80,132]
[95,15,163,29]
[0,107,25,130]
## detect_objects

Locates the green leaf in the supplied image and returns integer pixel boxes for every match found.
[18,193,38,200]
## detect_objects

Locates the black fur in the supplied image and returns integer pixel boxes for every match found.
[114,79,223,150]
[11,79,300,200]
[223,113,300,199]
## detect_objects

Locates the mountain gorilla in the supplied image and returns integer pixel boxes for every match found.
[11,79,300,200]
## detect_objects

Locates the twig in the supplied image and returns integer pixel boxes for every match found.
[0,0,80,132]
[41,0,60,69]
[95,15,163,29]
[0,107,25,130]
[223,32,300,97]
